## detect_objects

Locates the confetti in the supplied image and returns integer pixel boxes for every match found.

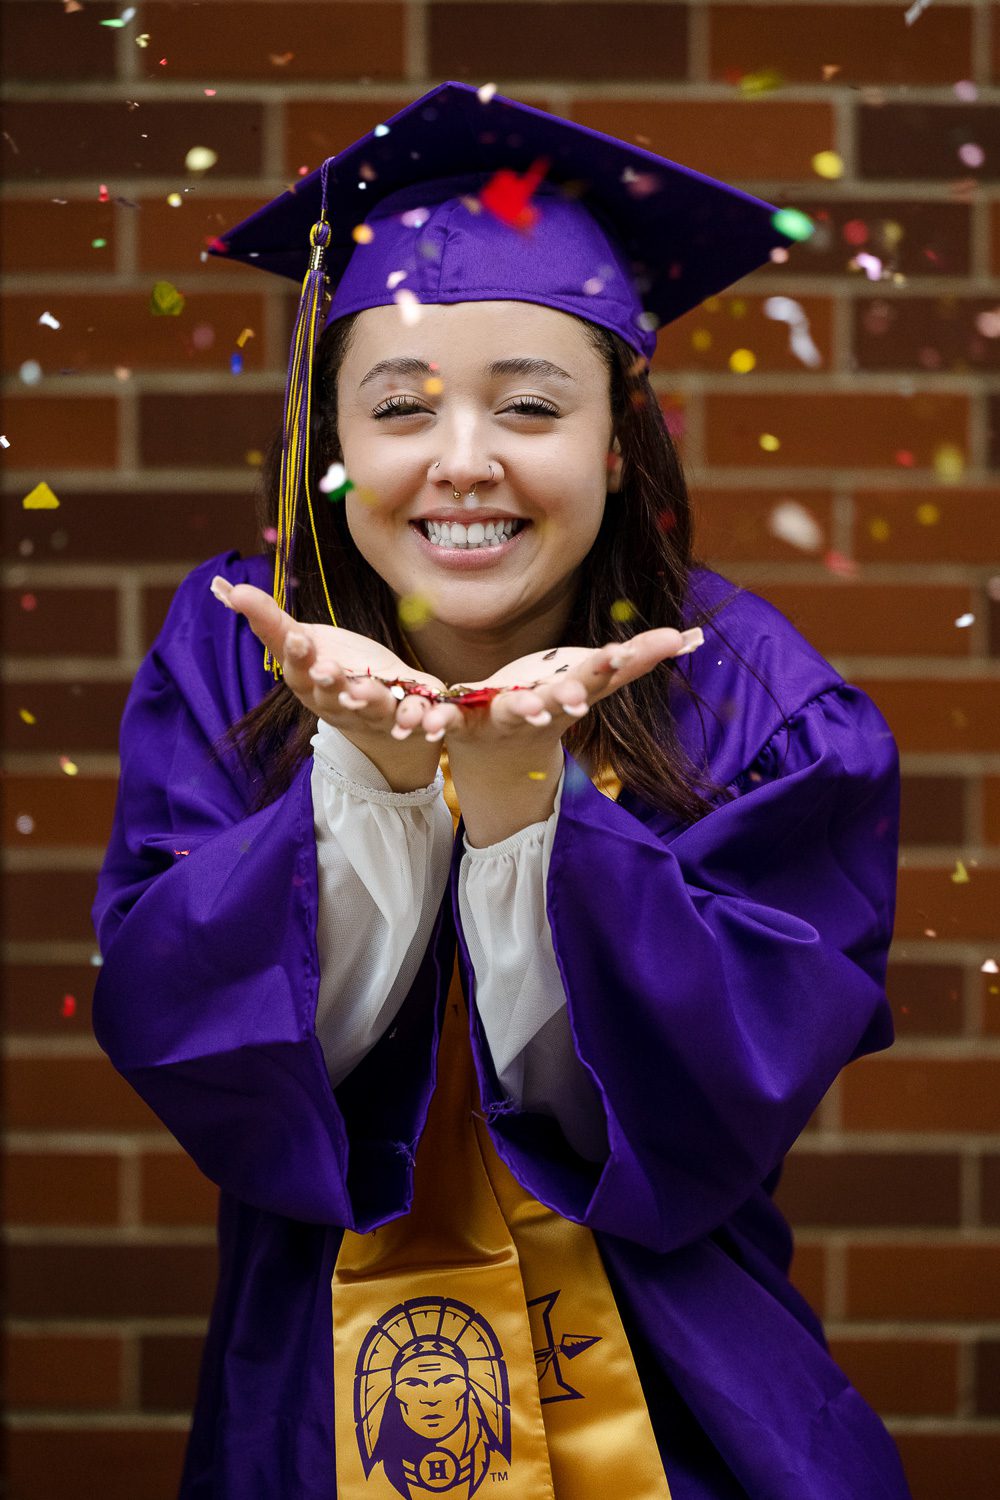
[822,550,860,579]
[400,208,430,229]
[527,771,547,781]
[729,348,756,374]
[951,859,970,884]
[958,143,985,170]
[975,309,1000,338]
[423,376,444,395]
[916,502,940,526]
[20,360,42,384]
[230,352,243,375]
[868,517,891,543]
[63,0,83,11]
[0,435,9,448]
[954,80,977,102]
[150,280,185,315]
[269,51,294,66]
[374,123,390,137]
[23,481,60,509]
[398,592,434,629]
[167,192,183,207]
[904,0,934,23]
[59,756,79,776]
[933,442,965,482]
[98,183,110,202]
[771,207,815,242]
[853,252,884,281]
[610,599,636,623]
[204,88,217,97]
[480,157,550,230]
[982,959,999,974]
[21,593,36,612]
[768,500,823,553]
[62,994,77,1018]
[236,327,254,348]
[16,814,35,834]
[738,68,784,96]
[811,151,844,181]
[185,145,218,172]
[955,613,974,629]
[92,237,107,248]
[352,223,375,244]
[763,295,823,367]
[135,32,149,47]
[246,449,264,467]
[38,311,61,330]
[394,288,423,326]
[759,433,781,452]
[477,83,497,104]
[19,708,37,724]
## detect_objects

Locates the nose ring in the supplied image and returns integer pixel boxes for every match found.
[450,463,494,501]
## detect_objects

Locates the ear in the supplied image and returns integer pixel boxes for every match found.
[607,436,623,493]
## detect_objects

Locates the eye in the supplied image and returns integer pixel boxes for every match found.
[370,396,560,420]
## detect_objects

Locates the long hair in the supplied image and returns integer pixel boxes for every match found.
[208,310,785,822]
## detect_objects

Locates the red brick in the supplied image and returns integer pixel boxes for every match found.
[895,867,1000,943]
[775,1151,960,1228]
[851,676,1000,755]
[6,1428,188,1500]
[709,5,973,85]
[3,774,118,849]
[4,1333,123,1410]
[858,103,1000,181]
[140,2,406,80]
[140,1152,219,1227]
[2,396,118,468]
[0,0,118,79]
[3,1152,120,1227]
[5,1242,217,1319]
[899,777,966,848]
[654,293,832,375]
[572,97,835,182]
[4,871,114,945]
[2,489,260,565]
[2,681,128,755]
[854,295,1000,374]
[974,1339,1000,1416]
[703,390,968,470]
[787,1240,825,1316]
[139,1333,205,1413]
[846,1243,1000,1319]
[3,1057,163,1131]
[139,390,282,467]
[3,965,97,1039]
[753,582,973,660]
[2,292,270,375]
[3,585,117,657]
[885,961,964,1038]
[137,194,265,273]
[689,488,837,565]
[893,1430,1000,1499]
[854,487,1000,566]
[981,1156,1000,1225]
[0,101,263,179]
[0,199,117,274]
[827,1336,959,1417]
[786,199,971,279]
[842,1057,1000,1134]
[431,5,688,81]
[285,97,415,175]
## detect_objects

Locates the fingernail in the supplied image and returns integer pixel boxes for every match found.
[390,725,413,740]
[561,701,589,717]
[676,627,705,657]
[285,631,309,660]
[609,649,633,669]
[338,691,363,709]
[525,710,552,727]
[310,671,334,687]
[425,728,446,742]
[210,576,235,608]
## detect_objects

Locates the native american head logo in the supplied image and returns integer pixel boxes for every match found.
[354,1296,511,1496]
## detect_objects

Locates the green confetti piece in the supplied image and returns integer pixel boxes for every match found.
[150,280,186,316]
[771,208,815,243]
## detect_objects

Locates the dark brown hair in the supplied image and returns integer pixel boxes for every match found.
[210,311,780,822]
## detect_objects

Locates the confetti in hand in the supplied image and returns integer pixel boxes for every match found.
[150,280,185,316]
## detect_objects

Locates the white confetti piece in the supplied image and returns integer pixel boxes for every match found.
[394,288,423,326]
[477,83,497,104]
[319,462,347,493]
[386,270,408,290]
[955,613,974,628]
[38,311,61,330]
[768,500,824,553]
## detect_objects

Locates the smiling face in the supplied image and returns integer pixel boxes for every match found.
[335,299,621,683]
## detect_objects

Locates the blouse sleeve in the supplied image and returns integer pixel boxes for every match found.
[310,719,454,1087]
[457,769,609,1164]
[456,680,901,1254]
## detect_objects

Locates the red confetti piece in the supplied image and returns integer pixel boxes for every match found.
[480,157,550,231]
[61,994,77,1018]
[98,183,110,202]
[894,449,915,467]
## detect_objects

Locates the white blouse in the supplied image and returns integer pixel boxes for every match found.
[309,719,608,1161]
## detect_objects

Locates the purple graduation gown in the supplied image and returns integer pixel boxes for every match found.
[91,549,912,1500]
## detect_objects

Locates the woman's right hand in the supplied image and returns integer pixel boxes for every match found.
[211,575,446,791]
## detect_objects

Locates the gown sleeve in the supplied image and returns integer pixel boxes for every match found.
[455,679,901,1254]
[89,555,445,1228]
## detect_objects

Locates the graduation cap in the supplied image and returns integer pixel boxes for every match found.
[211,81,808,676]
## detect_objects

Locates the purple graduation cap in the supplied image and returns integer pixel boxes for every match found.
[210,80,809,676]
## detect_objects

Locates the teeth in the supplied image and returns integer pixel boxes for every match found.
[422,519,519,549]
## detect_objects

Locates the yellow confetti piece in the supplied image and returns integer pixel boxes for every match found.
[728,299,748,319]
[933,443,965,483]
[353,485,380,508]
[812,150,844,180]
[915,502,940,526]
[691,329,712,351]
[166,192,183,208]
[703,296,722,314]
[19,708,37,725]
[759,433,781,452]
[610,598,636,623]
[236,327,255,348]
[59,756,79,777]
[951,859,970,884]
[22,481,60,510]
[185,146,218,173]
[398,593,434,629]
[352,224,375,244]
[150,280,185,316]
[738,67,785,96]
[868,517,891,543]
[527,771,547,781]
[729,348,756,374]
[423,376,444,395]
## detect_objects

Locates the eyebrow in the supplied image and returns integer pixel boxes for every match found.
[358,356,575,389]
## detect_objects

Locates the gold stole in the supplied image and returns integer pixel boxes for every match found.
[331,752,671,1499]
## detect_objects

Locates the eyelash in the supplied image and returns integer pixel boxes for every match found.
[371,395,560,420]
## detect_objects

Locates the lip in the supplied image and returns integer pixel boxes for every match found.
[408,520,530,569]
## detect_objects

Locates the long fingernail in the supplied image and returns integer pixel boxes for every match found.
[609,647,634,669]
[390,725,413,740]
[525,710,552,727]
[425,728,446,742]
[561,702,589,717]
[338,691,364,709]
[676,627,705,657]
[210,576,235,608]
[310,671,334,687]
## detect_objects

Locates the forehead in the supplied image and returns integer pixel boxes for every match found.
[396,1352,465,1377]
[343,299,600,371]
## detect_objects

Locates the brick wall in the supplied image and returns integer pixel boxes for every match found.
[2,1,998,1495]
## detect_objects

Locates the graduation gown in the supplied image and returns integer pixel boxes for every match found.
[91,548,912,1499]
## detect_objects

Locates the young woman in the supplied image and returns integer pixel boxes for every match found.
[92,84,911,1500]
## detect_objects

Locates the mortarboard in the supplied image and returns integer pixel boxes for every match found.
[211,81,810,678]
